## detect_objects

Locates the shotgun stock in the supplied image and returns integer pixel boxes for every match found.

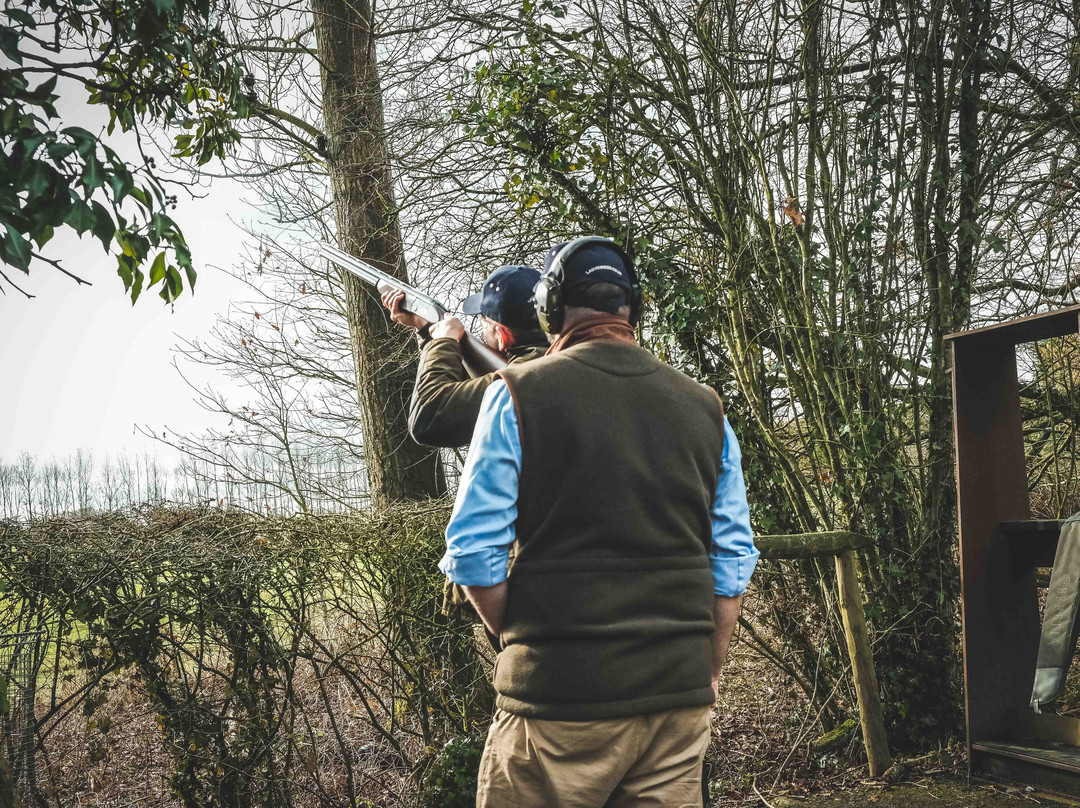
[318,242,506,378]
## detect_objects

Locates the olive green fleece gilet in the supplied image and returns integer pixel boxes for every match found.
[494,340,726,720]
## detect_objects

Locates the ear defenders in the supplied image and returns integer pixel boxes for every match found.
[533,236,643,334]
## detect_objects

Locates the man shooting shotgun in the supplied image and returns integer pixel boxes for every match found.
[380,262,549,450]
[320,242,548,630]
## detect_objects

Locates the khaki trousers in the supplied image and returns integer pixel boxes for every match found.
[475,705,712,808]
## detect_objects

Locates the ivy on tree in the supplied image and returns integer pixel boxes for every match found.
[0,0,251,303]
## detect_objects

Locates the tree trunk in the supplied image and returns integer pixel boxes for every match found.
[311,0,445,509]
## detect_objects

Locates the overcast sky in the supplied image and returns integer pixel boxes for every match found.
[0,87,258,468]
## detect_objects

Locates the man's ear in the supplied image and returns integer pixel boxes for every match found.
[495,323,515,352]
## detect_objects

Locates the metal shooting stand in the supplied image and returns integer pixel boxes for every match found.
[950,304,1080,793]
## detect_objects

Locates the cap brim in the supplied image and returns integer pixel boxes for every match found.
[460,291,484,315]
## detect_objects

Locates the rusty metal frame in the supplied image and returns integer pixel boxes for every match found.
[949,305,1080,793]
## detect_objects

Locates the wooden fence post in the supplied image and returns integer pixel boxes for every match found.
[834,549,892,777]
[755,532,893,778]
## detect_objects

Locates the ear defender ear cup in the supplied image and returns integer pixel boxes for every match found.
[534,236,642,333]
[627,273,642,327]
[534,274,564,334]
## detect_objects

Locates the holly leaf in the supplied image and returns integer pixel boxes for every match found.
[81,153,105,193]
[129,266,144,303]
[0,28,22,64]
[5,8,35,26]
[90,201,115,250]
[24,160,54,202]
[1,223,32,270]
[32,224,53,249]
[65,199,96,235]
[116,252,134,291]
[46,139,77,162]
[60,126,98,158]
[108,166,134,201]
[160,266,182,302]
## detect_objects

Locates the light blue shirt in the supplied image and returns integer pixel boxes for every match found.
[440,380,759,597]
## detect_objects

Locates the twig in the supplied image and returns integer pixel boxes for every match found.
[30,252,92,287]
[753,781,779,808]
[0,266,35,298]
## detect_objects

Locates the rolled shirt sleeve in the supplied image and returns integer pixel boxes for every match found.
[711,418,759,596]
[439,380,520,586]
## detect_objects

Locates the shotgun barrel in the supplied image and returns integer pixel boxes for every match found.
[317,242,506,378]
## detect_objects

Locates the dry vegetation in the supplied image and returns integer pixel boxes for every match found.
[0,505,917,807]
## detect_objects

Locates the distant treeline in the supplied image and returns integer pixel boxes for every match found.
[0,447,371,520]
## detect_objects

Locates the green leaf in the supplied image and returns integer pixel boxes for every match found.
[129,267,144,304]
[159,266,182,302]
[116,253,134,292]
[61,126,98,158]
[5,8,35,26]
[66,199,96,234]
[108,166,133,201]
[33,224,54,249]
[81,153,105,193]
[90,201,115,250]
[0,104,18,134]
[46,139,77,162]
[148,212,168,241]
[18,132,47,160]
[149,252,166,286]
[37,189,73,228]
[31,75,58,101]
[1,223,32,270]
[24,160,54,202]
[174,241,191,269]
[0,28,22,65]
[184,262,196,292]
[135,3,168,39]
[124,232,149,262]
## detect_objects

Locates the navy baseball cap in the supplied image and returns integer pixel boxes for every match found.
[460,265,542,330]
[543,239,633,301]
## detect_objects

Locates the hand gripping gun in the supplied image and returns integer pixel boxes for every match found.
[318,242,506,378]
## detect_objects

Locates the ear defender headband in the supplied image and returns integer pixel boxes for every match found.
[533,236,643,334]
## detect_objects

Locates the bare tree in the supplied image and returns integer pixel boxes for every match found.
[74,448,94,514]
[15,453,35,520]
[0,464,14,519]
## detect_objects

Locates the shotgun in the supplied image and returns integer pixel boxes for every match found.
[318,242,506,378]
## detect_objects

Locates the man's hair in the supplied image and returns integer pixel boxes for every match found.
[481,314,547,347]
[510,324,549,346]
[565,282,630,314]
[561,282,632,330]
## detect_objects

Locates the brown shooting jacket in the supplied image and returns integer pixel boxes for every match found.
[407,337,546,449]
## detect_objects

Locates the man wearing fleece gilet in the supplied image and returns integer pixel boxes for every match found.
[440,237,759,807]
